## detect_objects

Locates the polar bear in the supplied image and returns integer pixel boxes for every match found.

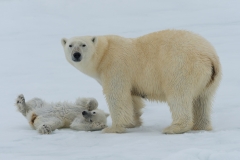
[61,29,221,134]
[15,94,109,134]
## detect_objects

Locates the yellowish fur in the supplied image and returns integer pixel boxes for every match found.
[62,30,221,134]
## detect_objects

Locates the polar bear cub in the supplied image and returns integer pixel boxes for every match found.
[15,94,109,134]
[61,30,221,134]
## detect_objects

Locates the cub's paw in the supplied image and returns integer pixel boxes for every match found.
[38,124,52,134]
[15,94,27,115]
[102,126,126,133]
[16,94,25,107]
[75,98,98,111]
[95,122,108,129]
[86,98,98,111]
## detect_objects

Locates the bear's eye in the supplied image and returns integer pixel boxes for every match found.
[82,44,86,47]
[69,45,72,47]
[93,112,96,114]
[90,119,93,122]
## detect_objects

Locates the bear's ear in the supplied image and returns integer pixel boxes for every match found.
[61,38,67,46]
[91,37,97,44]
[105,113,110,117]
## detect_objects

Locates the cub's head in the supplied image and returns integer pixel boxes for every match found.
[82,109,109,125]
[61,36,97,70]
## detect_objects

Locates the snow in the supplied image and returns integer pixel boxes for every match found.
[0,0,240,159]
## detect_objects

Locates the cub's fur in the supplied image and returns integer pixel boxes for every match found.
[15,94,109,134]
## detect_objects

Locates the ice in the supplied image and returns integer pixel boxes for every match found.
[0,0,240,159]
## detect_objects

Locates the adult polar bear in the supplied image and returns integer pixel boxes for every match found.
[61,30,221,134]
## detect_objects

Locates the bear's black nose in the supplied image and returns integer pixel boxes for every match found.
[72,52,82,62]
[82,111,87,115]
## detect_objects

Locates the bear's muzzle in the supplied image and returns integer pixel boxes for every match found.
[72,52,82,62]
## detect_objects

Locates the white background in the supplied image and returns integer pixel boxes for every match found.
[0,0,240,159]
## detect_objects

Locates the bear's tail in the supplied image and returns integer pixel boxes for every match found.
[207,56,221,88]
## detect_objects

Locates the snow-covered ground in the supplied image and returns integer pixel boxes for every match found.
[1,0,240,159]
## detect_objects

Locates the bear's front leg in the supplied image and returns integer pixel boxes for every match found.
[102,81,135,133]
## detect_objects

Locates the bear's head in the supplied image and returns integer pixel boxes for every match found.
[61,36,97,72]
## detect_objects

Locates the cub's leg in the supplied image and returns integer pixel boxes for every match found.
[130,96,144,128]
[192,91,213,131]
[163,96,193,134]
[75,98,98,111]
[15,94,46,117]
[15,94,31,116]
[34,116,64,134]
[25,98,46,110]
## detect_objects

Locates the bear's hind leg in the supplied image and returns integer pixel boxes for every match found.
[130,96,144,128]
[192,92,213,131]
[34,116,64,134]
[15,94,30,116]
[163,96,193,134]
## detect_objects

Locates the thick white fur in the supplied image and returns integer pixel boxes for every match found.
[61,29,221,134]
[15,94,109,134]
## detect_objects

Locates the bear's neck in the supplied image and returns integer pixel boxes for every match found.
[90,36,110,84]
